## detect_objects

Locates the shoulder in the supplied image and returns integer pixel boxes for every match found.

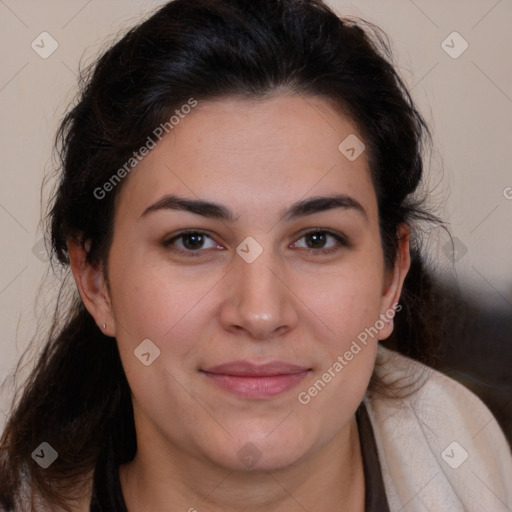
[365,345,512,512]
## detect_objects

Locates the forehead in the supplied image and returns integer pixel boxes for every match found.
[115,94,377,222]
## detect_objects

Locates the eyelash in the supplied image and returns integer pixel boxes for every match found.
[162,229,348,258]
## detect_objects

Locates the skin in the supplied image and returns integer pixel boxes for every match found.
[69,94,410,511]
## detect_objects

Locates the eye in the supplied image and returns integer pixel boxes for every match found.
[162,229,347,258]
[163,230,223,256]
[291,230,347,255]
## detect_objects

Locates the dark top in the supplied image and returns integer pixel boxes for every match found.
[90,402,390,511]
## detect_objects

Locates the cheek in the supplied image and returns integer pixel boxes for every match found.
[107,266,211,411]
[296,256,384,403]
[306,260,385,343]
[107,257,227,397]
[295,267,383,419]
[109,256,218,338]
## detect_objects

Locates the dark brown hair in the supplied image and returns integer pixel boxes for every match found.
[0,0,445,509]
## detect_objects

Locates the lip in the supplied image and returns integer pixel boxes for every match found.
[201,361,311,399]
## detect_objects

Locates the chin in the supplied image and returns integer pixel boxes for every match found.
[209,427,314,473]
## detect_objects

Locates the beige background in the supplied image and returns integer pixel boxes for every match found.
[1,0,511,431]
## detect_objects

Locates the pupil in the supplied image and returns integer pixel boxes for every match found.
[307,232,326,248]
[184,234,204,250]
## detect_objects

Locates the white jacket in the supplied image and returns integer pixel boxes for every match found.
[366,345,512,511]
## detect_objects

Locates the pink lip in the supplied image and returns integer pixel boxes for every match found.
[201,361,311,398]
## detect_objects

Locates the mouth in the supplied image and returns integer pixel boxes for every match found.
[200,361,312,399]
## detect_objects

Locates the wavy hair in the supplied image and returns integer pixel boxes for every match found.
[0,0,446,509]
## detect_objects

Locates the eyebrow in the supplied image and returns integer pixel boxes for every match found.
[140,194,367,222]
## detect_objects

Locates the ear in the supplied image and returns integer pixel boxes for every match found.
[378,223,411,340]
[67,239,115,337]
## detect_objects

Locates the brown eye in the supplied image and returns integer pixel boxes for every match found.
[181,233,206,250]
[162,230,224,257]
[305,232,328,249]
[291,230,348,254]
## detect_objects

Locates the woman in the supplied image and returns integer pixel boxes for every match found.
[0,0,511,510]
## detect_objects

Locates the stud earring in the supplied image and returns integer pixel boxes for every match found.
[102,323,106,330]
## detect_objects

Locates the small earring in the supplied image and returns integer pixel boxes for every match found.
[102,323,106,330]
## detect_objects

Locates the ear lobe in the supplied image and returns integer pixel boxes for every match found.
[67,239,114,336]
[378,224,411,340]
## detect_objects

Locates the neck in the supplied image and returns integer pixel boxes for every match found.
[119,416,365,512]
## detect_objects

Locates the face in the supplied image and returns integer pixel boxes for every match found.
[72,94,409,473]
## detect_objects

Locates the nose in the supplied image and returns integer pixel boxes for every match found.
[219,247,299,340]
